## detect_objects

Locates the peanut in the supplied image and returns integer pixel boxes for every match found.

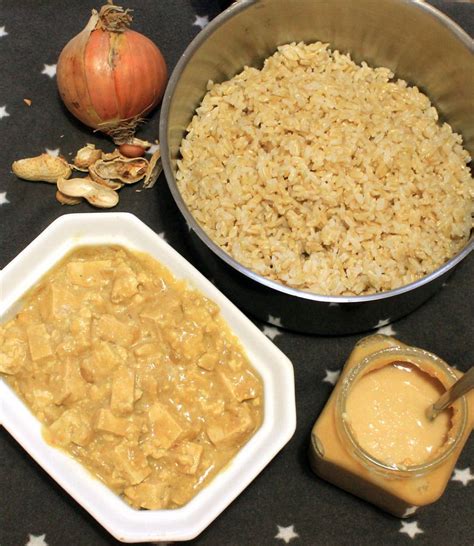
[88,168,124,191]
[119,144,146,158]
[73,144,102,171]
[90,157,148,184]
[143,146,162,189]
[55,190,82,206]
[12,154,71,183]
[57,176,119,209]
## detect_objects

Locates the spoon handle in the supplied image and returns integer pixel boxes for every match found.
[427,367,474,421]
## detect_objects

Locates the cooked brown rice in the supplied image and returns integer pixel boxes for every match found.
[176,42,473,296]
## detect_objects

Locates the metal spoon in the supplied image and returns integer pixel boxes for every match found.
[426,367,474,421]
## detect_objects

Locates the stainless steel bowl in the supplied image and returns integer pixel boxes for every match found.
[160,0,474,335]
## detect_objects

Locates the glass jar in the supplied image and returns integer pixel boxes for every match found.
[309,335,473,517]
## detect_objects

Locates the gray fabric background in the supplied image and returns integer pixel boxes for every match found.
[0,1,472,545]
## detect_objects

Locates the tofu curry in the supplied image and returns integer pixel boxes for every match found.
[0,246,264,509]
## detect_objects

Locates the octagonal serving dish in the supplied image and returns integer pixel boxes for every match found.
[0,212,296,543]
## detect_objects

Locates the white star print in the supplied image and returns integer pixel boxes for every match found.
[45,148,60,157]
[377,324,396,336]
[263,325,281,340]
[146,143,160,155]
[193,15,209,29]
[0,192,9,205]
[158,231,167,242]
[0,26,8,38]
[275,525,299,544]
[328,302,339,307]
[374,318,391,329]
[41,64,57,78]
[399,521,423,539]
[402,506,418,517]
[323,368,340,385]
[0,105,10,119]
[451,467,474,486]
[25,534,49,546]
[268,315,283,327]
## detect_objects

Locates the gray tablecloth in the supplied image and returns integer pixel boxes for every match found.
[0,1,472,545]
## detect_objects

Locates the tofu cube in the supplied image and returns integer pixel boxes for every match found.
[46,408,92,447]
[95,408,128,436]
[133,341,163,358]
[0,338,26,374]
[206,405,254,448]
[218,369,261,402]
[124,482,170,510]
[41,284,78,321]
[26,323,53,361]
[111,265,139,303]
[69,309,92,351]
[112,441,151,485]
[148,403,183,449]
[80,341,122,383]
[173,442,203,475]
[140,293,183,329]
[197,352,218,371]
[110,367,136,415]
[93,314,138,347]
[66,260,112,287]
[56,358,88,404]
[180,331,204,360]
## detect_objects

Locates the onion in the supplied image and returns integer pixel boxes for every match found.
[57,2,167,144]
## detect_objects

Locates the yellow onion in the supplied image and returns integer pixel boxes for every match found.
[57,3,167,144]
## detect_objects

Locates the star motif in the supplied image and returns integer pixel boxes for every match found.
[399,521,423,539]
[377,324,396,336]
[451,467,474,486]
[146,143,160,155]
[45,148,60,157]
[193,15,209,29]
[268,314,283,327]
[374,318,390,329]
[0,26,8,38]
[323,368,340,385]
[275,525,299,544]
[263,325,281,340]
[158,231,167,241]
[26,534,49,546]
[41,64,57,78]
[0,192,9,205]
[402,506,418,517]
[328,302,339,307]
[0,105,10,119]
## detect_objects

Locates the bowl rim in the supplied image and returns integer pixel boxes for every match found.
[159,0,474,305]
[0,212,296,542]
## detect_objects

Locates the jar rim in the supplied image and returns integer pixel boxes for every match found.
[336,345,468,477]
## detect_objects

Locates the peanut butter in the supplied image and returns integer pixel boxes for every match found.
[345,362,451,467]
[310,335,473,517]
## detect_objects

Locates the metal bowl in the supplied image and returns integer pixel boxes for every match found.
[160,0,474,335]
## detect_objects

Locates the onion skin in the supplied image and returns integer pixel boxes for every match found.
[57,6,167,144]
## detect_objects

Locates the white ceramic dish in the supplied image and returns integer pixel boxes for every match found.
[0,212,296,543]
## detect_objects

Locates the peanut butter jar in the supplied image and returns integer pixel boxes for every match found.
[309,335,473,517]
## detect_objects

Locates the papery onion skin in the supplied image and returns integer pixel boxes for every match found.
[57,6,167,144]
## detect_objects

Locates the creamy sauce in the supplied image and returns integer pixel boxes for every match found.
[0,246,263,509]
[345,362,451,466]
